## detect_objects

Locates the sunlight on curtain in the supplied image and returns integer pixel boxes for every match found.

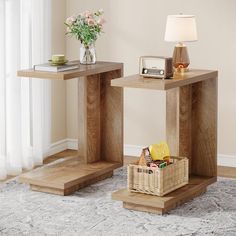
[0,0,51,180]
[0,0,7,179]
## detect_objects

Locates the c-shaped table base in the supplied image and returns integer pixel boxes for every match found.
[111,69,218,214]
[18,62,124,195]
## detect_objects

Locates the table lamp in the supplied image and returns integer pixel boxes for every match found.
[164,14,198,73]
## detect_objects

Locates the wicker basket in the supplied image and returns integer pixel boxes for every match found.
[128,156,189,196]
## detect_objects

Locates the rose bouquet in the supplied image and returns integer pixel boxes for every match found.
[65,9,105,64]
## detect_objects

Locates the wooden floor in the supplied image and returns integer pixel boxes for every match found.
[44,150,236,178]
[64,153,236,179]
[43,149,78,164]
[0,150,78,183]
[1,150,236,184]
[217,166,236,178]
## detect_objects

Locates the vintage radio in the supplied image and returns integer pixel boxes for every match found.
[139,56,173,79]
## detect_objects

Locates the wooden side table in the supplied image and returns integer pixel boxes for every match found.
[17,61,123,195]
[111,69,218,214]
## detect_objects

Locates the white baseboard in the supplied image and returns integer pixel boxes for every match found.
[44,139,78,158]
[67,139,78,150]
[124,144,236,168]
[46,140,236,167]
[218,154,236,167]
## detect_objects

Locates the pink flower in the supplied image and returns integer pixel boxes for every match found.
[87,18,95,26]
[71,16,76,22]
[66,16,76,25]
[84,10,92,18]
[97,17,106,25]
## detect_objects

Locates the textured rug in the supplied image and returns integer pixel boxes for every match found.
[0,167,236,236]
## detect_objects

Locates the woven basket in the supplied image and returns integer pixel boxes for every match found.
[128,156,189,196]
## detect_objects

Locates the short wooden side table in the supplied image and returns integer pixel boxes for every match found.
[111,69,218,214]
[17,61,123,195]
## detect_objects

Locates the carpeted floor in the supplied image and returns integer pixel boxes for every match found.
[0,167,236,236]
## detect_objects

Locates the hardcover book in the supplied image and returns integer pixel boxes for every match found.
[34,62,79,72]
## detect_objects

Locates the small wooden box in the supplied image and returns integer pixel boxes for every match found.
[127,156,189,197]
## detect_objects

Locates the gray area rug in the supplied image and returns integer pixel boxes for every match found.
[0,167,236,236]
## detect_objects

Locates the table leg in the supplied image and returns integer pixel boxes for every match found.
[78,74,101,163]
[78,69,123,165]
[191,77,217,177]
[166,77,217,177]
[100,70,123,164]
[18,64,124,195]
[166,85,192,173]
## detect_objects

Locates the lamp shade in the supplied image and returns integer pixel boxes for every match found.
[164,15,198,42]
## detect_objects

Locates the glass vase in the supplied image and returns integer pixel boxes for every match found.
[80,43,96,65]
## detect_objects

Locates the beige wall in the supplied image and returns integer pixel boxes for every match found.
[65,1,79,140]
[51,0,67,143]
[51,0,79,142]
[61,0,236,156]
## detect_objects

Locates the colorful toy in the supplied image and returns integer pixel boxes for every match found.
[138,147,152,166]
[150,163,158,169]
[138,150,147,166]
[138,143,171,169]
[149,142,170,161]
[159,162,167,169]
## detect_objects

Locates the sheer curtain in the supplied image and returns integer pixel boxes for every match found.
[0,0,51,180]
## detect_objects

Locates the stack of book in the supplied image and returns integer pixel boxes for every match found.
[34,61,79,72]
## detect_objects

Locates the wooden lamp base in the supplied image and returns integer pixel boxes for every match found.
[173,43,190,73]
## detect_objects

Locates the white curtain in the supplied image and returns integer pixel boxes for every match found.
[0,0,51,180]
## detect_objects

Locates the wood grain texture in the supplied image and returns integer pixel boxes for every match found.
[123,187,206,215]
[78,69,123,165]
[43,150,78,164]
[111,69,218,91]
[166,85,192,173]
[166,75,217,177]
[52,153,232,176]
[218,166,236,178]
[78,76,87,162]
[18,156,121,195]
[87,75,101,163]
[112,175,214,214]
[18,63,124,195]
[17,61,123,80]
[100,69,123,164]
[179,86,192,170]
[78,74,101,163]
[191,77,218,177]
[30,171,113,196]
[30,185,65,196]
[112,69,218,214]
[166,88,179,156]
[2,151,230,184]
[123,202,166,215]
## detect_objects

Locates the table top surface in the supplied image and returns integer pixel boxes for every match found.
[111,69,218,91]
[17,61,123,80]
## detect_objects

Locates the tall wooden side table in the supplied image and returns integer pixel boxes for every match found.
[17,61,123,195]
[111,69,218,214]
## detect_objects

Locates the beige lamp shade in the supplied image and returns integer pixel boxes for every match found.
[164,15,198,42]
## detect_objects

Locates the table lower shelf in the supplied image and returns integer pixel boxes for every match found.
[112,175,217,214]
[18,157,122,195]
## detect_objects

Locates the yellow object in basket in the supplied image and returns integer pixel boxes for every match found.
[149,142,170,161]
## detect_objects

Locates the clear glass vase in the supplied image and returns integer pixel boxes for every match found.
[80,43,96,64]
